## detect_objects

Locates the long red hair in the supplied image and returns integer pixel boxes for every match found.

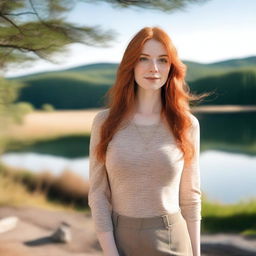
[95,26,207,167]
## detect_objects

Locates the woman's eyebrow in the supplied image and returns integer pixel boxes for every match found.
[140,53,168,57]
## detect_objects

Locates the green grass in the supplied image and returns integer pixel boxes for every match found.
[202,194,256,235]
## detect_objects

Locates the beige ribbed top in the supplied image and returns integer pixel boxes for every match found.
[88,108,201,233]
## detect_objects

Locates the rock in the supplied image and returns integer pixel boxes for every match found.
[50,221,71,243]
[0,216,18,234]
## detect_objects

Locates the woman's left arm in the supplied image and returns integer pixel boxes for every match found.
[186,220,201,256]
[179,115,202,256]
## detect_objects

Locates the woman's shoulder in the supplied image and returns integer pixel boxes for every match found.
[186,112,200,133]
[92,108,110,126]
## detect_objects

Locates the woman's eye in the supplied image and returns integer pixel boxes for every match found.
[139,57,147,61]
[159,58,168,63]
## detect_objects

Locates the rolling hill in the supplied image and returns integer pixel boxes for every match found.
[8,56,256,109]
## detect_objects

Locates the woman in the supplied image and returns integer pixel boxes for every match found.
[88,27,205,256]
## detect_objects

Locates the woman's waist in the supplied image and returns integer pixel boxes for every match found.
[111,207,183,230]
[112,203,181,218]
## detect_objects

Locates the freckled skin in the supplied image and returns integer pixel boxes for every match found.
[134,39,171,91]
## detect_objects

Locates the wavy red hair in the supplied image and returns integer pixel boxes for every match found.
[95,26,207,167]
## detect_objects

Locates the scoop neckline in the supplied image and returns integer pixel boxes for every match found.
[130,119,161,127]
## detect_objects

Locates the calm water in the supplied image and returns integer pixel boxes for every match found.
[1,112,256,204]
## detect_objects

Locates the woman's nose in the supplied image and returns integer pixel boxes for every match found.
[149,59,159,72]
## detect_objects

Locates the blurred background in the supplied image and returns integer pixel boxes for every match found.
[0,0,255,255]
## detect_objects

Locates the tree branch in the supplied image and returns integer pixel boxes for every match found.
[0,43,55,52]
[0,48,14,68]
[0,14,24,35]
[28,0,45,23]
[28,0,69,37]
[1,11,37,16]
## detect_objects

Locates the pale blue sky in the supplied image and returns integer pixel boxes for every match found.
[7,0,256,77]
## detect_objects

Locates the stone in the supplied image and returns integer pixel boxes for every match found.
[50,221,71,243]
[0,216,18,234]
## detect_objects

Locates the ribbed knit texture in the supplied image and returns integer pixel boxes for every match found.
[88,108,201,233]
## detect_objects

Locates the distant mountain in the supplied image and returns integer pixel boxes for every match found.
[9,56,256,109]
[206,56,256,68]
[184,56,256,81]
[9,63,118,85]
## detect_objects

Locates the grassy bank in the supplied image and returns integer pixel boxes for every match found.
[0,163,255,236]
[0,163,90,212]
[202,195,256,236]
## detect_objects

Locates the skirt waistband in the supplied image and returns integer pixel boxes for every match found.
[111,209,183,230]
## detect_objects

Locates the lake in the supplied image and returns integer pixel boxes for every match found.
[1,112,256,204]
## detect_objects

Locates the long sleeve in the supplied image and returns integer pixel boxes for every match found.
[179,115,202,222]
[88,111,113,233]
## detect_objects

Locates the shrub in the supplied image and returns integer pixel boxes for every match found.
[41,103,55,112]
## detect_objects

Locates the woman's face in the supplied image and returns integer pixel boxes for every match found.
[134,39,171,91]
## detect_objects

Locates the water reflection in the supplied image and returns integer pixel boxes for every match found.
[0,152,89,180]
[1,150,255,204]
[2,112,256,203]
[200,150,256,203]
[197,112,256,155]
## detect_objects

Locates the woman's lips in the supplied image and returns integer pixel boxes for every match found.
[144,77,160,80]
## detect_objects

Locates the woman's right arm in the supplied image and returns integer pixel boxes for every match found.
[97,231,119,256]
[88,110,119,256]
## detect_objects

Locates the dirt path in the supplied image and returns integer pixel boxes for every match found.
[0,206,256,256]
[0,206,101,256]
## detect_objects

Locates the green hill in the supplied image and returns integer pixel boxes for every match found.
[10,56,256,82]
[10,63,118,85]
[185,56,256,81]
[16,74,110,109]
[190,70,256,105]
[9,56,256,109]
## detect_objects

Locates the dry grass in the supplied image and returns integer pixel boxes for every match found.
[52,170,89,198]
[192,105,256,113]
[8,106,256,142]
[7,108,102,141]
[0,164,89,210]
[0,172,66,211]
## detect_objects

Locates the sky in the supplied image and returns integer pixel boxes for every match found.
[6,0,256,77]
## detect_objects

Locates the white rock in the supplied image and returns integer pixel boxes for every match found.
[0,216,18,234]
